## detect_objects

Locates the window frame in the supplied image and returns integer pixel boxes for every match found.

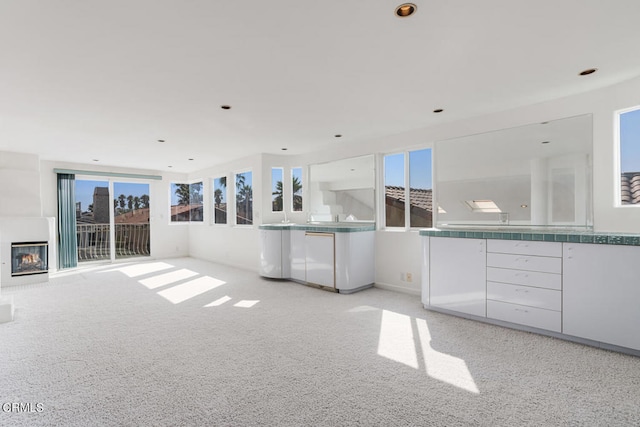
[234,170,254,226]
[212,175,229,225]
[616,105,640,208]
[169,180,204,224]
[382,147,434,231]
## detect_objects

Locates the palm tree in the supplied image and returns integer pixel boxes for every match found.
[133,196,141,210]
[118,194,126,210]
[272,181,283,211]
[127,195,134,210]
[214,188,223,207]
[235,173,245,190]
[141,194,150,209]
[175,184,190,206]
[236,184,253,224]
[292,176,303,211]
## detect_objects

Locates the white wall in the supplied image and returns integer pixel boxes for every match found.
[0,151,42,217]
[39,161,190,270]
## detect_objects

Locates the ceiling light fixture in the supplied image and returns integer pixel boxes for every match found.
[188,158,194,161]
[395,3,417,17]
[334,134,342,138]
[157,139,165,143]
[221,105,231,110]
[541,141,550,144]
[281,148,288,151]
[579,68,597,76]
[433,108,444,113]
[92,159,99,162]
[521,204,528,208]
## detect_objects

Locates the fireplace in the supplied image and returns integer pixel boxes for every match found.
[11,242,48,277]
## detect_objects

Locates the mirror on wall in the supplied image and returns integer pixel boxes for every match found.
[435,114,593,229]
[308,154,375,222]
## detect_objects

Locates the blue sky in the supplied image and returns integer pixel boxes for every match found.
[75,180,149,212]
[620,108,640,172]
[385,149,432,189]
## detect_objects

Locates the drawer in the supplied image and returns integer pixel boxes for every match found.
[487,300,562,333]
[487,240,562,257]
[487,267,561,290]
[487,281,561,311]
[487,253,562,274]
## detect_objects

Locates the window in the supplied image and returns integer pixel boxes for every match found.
[272,168,283,212]
[384,153,405,227]
[619,107,640,205]
[171,182,203,222]
[384,148,433,228]
[292,167,303,211]
[213,177,227,224]
[235,171,253,225]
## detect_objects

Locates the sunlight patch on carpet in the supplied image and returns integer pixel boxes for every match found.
[234,300,259,308]
[138,269,198,289]
[157,276,226,304]
[415,318,479,394]
[204,296,232,307]
[106,262,175,278]
[377,309,419,369]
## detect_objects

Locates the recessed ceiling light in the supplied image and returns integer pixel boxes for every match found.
[281,148,288,151]
[157,139,165,143]
[521,204,528,208]
[579,68,597,76]
[433,108,444,113]
[334,134,342,138]
[221,105,231,110]
[92,159,99,162]
[168,165,173,168]
[541,141,550,144]
[188,158,194,161]
[395,3,417,17]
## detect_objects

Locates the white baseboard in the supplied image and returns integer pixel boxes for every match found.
[373,281,421,296]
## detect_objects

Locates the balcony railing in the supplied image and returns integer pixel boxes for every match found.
[77,223,150,261]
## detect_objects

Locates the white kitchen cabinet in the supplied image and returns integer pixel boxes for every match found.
[563,243,640,351]
[334,231,375,293]
[259,229,290,278]
[304,232,335,289]
[290,229,306,282]
[429,237,487,317]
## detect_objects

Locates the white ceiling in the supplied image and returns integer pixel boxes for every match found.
[2,1,640,173]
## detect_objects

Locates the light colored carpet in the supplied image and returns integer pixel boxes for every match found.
[1,257,639,426]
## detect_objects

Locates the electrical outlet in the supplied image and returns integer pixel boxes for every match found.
[406,272,413,282]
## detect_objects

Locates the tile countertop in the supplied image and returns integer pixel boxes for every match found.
[418,228,640,246]
[259,223,376,233]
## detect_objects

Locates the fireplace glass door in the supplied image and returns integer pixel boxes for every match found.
[12,242,48,276]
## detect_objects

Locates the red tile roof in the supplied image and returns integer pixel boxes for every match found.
[621,173,640,204]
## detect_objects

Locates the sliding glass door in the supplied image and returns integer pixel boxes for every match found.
[114,182,150,259]
[74,179,150,263]
[75,179,111,261]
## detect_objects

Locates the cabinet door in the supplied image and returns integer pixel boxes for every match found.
[259,229,282,278]
[563,243,640,351]
[305,232,335,288]
[430,237,486,317]
[290,230,306,282]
